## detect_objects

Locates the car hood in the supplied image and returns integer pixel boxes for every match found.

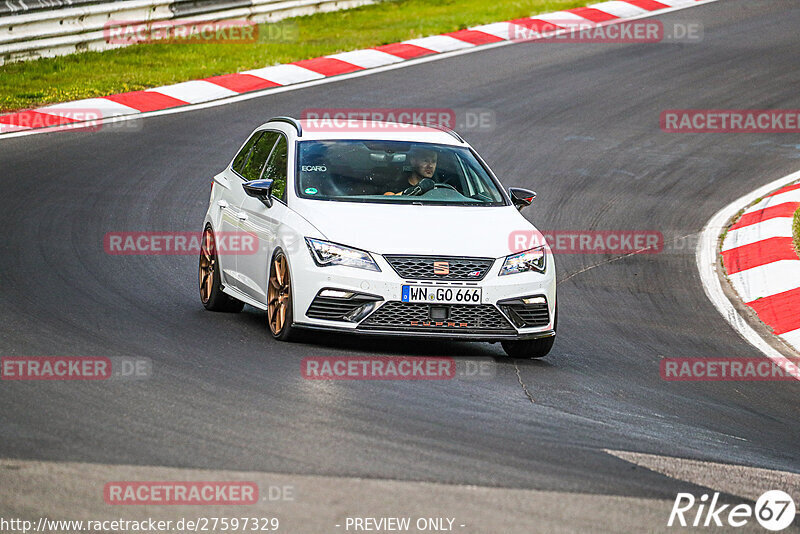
[292,200,537,258]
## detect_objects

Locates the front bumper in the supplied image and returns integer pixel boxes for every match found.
[291,251,556,342]
[294,323,555,341]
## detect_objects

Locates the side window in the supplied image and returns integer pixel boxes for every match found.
[232,132,263,175]
[261,135,288,201]
[240,131,280,181]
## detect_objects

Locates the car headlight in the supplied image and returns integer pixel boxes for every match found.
[305,238,381,272]
[499,246,546,276]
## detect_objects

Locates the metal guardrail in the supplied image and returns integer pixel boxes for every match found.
[0,0,127,18]
[0,0,376,64]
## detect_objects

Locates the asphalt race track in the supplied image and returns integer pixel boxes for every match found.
[1,0,799,529]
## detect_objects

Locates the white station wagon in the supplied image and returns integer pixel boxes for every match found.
[199,117,557,358]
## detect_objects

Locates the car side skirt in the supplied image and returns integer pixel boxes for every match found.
[221,285,267,311]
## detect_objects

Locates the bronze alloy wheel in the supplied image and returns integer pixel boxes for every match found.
[268,253,291,335]
[199,227,215,304]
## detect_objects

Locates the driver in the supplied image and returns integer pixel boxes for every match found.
[383,147,437,195]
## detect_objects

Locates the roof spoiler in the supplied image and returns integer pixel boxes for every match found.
[269,116,464,142]
[269,116,302,136]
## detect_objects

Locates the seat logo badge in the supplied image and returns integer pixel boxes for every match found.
[433,261,450,275]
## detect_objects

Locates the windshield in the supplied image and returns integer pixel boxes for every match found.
[296,140,507,205]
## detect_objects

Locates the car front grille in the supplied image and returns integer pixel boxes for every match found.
[358,302,515,334]
[307,292,382,322]
[383,255,495,281]
[498,301,550,328]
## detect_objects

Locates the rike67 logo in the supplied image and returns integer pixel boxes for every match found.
[669,490,796,530]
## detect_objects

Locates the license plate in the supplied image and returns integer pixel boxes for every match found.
[401,285,482,304]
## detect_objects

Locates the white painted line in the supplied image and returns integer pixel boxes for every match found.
[242,64,325,85]
[721,217,796,251]
[696,167,800,379]
[588,1,648,18]
[327,49,404,68]
[727,259,800,302]
[147,81,238,104]
[402,35,474,53]
[38,98,140,119]
[0,0,721,141]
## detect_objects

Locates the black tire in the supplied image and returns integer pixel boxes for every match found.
[501,336,555,359]
[199,226,244,312]
[501,302,557,359]
[267,250,297,341]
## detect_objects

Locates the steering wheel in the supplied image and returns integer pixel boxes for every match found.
[402,182,460,196]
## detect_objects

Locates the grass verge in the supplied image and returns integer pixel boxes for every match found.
[793,206,800,258]
[0,0,589,112]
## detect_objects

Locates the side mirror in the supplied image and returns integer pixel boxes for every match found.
[243,179,274,207]
[508,187,536,211]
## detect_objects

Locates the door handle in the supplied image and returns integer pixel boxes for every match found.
[217,200,229,208]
